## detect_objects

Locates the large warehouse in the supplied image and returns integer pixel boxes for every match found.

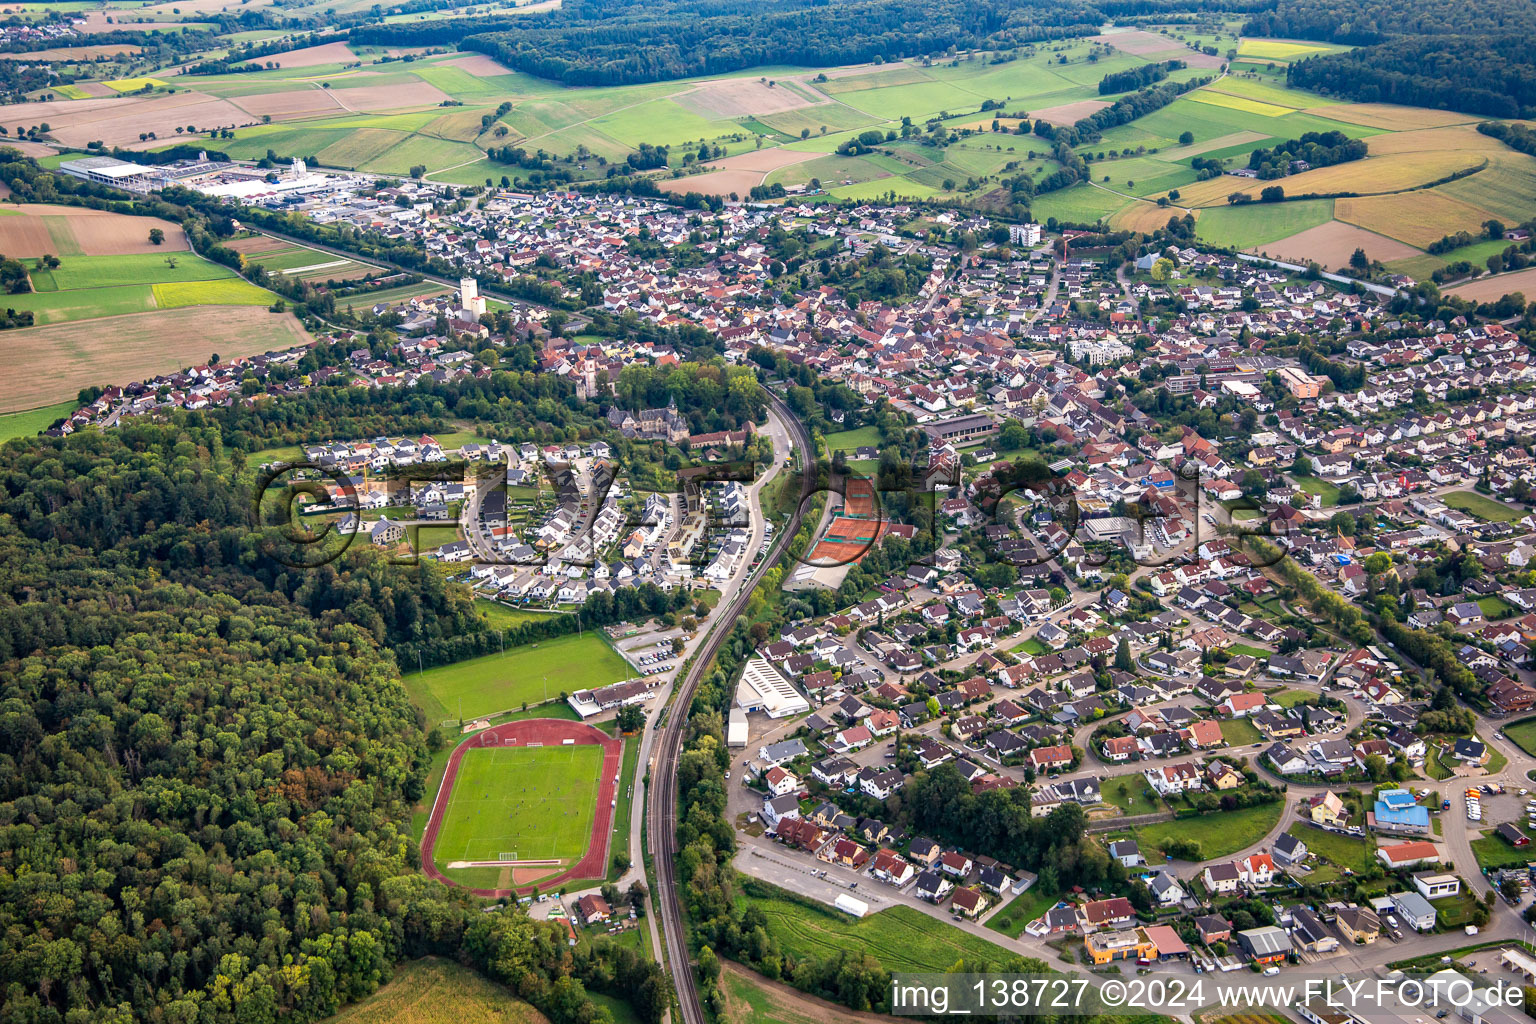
[58,155,155,189]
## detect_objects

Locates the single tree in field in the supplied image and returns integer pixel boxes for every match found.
[1349,247,1369,271]
[164,255,179,270]
[148,228,165,246]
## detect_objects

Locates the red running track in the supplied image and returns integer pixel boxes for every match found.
[419,718,623,898]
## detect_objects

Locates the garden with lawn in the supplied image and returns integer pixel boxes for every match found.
[1103,775,1162,816]
[1291,475,1341,507]
[1506,716,1536,757]
[985,885,1061,939]
[741,881,1022,972]
[1287,822,1371,874]
[1219,718,1264,746]
[1135,801,1284,861]
[1470,829,1536,871]
[1443,490,1528,523]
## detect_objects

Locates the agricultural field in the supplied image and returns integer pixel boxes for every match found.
[1196,199,1334,249]
[318,957,548,1024]
[433,743,602,866]
[1448,265,1536,303]
[3,250,273,326]
[0,305,309,414]
[20,20,1536,276]
[404,631,632,723]
[0,400,75,442]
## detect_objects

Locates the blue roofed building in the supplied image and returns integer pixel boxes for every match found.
[1369,788,1430,836]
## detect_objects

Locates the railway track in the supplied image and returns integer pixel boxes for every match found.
[647,390,814,1024]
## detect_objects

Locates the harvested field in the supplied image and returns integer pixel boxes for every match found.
[442,53,517,76]
[331,81,452,112]
[1305,103,1479,130]
[264,41,357,68]
[0,44,141,61]
[0,140,56,157]
[229,89,344,119]
[0,213,53,255]
[1111,201,1197,234]
[657,148,819,196]
[656,169,763,197]
[31,91,252,148]
[0,307,310,414]
[1160,151,1485,207]
[1261,220,1421,267]
[709,147,824,174]
[0,205,188,256]
[674,78,815,119]
[1350,124,1505,157]
[814,62,928,87]
[1090,29,1186,55]
[224,235,297,256]
[1447,266,1536,303]
[1335,192,1501,248]
[1032,99,1111,126]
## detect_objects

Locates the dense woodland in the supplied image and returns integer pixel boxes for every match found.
[1097,58,1185,95]
[1244,0,1536,118]
[0,423,667,1024]
[350,0,1104,86]
[1287,36,1536,118]
[1242,0,1536,46]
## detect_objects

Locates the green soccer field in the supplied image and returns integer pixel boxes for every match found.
[405,631,633,722]
[436,743,603,865]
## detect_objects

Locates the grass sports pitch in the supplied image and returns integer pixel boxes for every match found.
[406,631,631,722]
[435,743,603,865]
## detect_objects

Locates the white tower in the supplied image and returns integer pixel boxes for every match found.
[460,276,485,317]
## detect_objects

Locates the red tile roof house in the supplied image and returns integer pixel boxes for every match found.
[940,851,974,877]
[870,850,915,886]
[819,837,871,869]
[1078,897,1137,932]
[575,894,611,925]
[950,887,987,919]
[1102,735,1139,762]
[1183,719,1226,749]
[1029,744,1074,772]
[1218,691,1269,717]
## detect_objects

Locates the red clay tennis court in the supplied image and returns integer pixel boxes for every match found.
[844,477,878,518]
[806,514,892,565]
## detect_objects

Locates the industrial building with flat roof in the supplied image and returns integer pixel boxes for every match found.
[736,657,810,718]
[58,156,155,188]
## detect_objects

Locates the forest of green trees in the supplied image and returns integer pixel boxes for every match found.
[1245,0,1536,118]
[349,0,1104,86]
[0,420,667,1024]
